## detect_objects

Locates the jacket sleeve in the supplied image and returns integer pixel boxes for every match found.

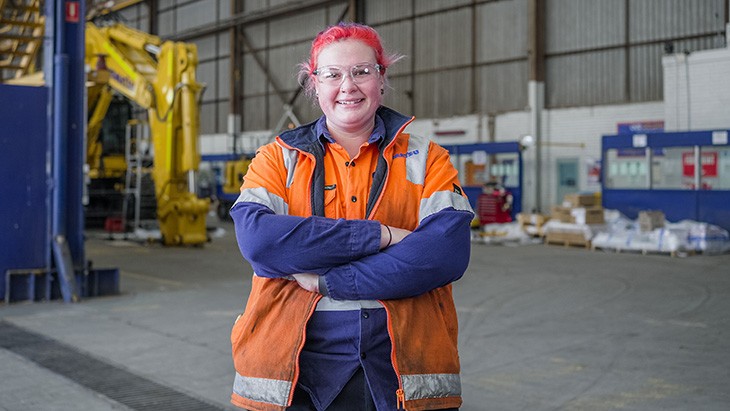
[231,142,381,278]
[320,141,475,300]
[320,208,472,300]
[231,202,381,277]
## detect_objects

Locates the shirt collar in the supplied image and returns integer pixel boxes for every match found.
[315,114,386,147]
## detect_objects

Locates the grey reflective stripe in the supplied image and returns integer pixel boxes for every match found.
[419,190,474,222]
[315,297,384,311]
[280,144,299,188]
[401,373,461,401]
[232,372,291,407]
[405,135,430,185]
[234,187,289,215]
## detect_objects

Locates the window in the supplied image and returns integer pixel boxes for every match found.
[605,148,649,189]
[651,147,694,190]
[700,146,730,190]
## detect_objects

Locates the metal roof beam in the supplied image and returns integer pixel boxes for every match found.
[170,0,346,41]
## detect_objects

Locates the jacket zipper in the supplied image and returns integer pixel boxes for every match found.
[396,388,406,409]
[376,122,415,409]
[381,302,406,410]
[366,121,412,219]
[289,293,322,406]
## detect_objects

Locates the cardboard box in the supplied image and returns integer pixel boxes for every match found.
[638,210,665,232]
[563,193,596,208]
[517,213,549,227]
[571,207,605,225]
[584,207,604,224]
[551,206,574,223]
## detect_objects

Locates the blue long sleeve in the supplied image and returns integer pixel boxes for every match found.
[231,201,381,277]
[321,208,473,300]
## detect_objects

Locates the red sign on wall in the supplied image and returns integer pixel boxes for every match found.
[682,152,718,177]
[65,1,80,23]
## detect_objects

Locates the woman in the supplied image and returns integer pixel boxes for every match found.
[230,22,473,411]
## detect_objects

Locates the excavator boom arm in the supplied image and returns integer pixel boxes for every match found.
[85,22,209,245]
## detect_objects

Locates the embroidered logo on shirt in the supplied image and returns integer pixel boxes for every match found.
[324,184,337,190]
[453,184,462,195]
[393,149,420,159]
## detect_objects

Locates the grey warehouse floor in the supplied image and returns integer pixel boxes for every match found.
[1,219,729,411]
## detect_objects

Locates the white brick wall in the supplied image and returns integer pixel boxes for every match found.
[537,102,664,208]
[403,102,664,211]
[664,25,730,131]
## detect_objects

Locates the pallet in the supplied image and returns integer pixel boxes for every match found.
[545,238,591,248]
[591,245,695,258]
[544,232,590,248]
[476,230,508,237]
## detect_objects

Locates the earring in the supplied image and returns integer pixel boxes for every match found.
[380,89,384,95]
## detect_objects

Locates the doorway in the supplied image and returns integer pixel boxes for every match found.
[556,158,579,204]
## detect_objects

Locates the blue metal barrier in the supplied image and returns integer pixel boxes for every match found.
[0,85,50,299]
[602,129,730,230]
[442,142,524,218]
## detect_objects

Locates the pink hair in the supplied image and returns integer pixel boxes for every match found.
[298,22,401,99]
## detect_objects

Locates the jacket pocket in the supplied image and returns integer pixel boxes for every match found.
[324,185,340,216]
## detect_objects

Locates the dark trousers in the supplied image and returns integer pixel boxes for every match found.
[286,367,458,411]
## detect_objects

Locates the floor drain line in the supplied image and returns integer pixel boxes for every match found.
[0,321,225,411]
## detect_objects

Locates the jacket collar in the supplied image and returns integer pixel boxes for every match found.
[277,106,414,155]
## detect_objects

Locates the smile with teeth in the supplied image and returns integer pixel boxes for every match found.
[337,99,364,105]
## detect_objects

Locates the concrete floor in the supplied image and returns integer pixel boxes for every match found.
[1,220,729,410]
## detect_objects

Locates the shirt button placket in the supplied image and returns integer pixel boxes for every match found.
[360,310,369,361]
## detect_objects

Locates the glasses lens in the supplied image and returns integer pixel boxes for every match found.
[351,64,377,82]
[316,64,380,85]
[317,68,343,83]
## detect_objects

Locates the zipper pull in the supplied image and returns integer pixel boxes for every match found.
[396,388,405,410]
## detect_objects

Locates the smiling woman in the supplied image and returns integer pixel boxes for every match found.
[229,22,474,411]
[310,40,385,155]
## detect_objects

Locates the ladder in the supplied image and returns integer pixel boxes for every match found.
[0,0,44,82]
[123,120,157,234]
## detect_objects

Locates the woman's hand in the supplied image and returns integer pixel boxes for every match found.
[292,273,319,293]
[379,225,412,250]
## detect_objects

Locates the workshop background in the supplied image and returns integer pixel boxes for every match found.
[1,1,729,410]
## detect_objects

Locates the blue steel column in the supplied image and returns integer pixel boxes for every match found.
[44,0,55,279]
[50,0,85,302]
[65,0,86,269]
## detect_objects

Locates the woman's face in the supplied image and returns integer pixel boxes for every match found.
[314,39,384,135]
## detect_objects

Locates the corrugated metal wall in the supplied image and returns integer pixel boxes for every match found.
[476,0,528,114]
[114,0,727,134]
[545,0,727,108]
[116,2,149,31]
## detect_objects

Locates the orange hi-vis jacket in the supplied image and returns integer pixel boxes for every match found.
[230,107,474,411]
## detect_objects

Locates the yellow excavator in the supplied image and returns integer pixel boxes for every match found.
[214,155,251,219]
[85,22,209,245]
[3,1,209,245]
[85,22,210,245]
